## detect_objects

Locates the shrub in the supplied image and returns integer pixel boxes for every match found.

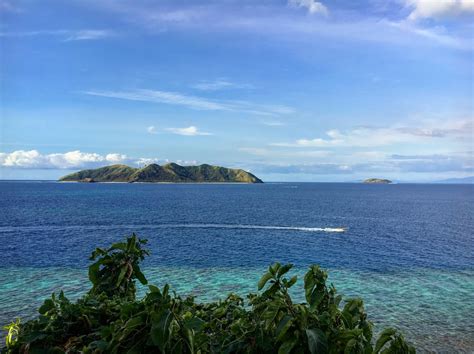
[2,234,415,353]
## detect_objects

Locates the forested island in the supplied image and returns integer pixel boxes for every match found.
[59,163,263,183]
[363,178,392,184]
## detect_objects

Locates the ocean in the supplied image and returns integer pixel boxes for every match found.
[0,181,473,352]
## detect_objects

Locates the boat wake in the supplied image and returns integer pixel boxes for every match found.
[0,224,347,233]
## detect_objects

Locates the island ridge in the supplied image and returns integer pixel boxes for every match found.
[59,163,263,183]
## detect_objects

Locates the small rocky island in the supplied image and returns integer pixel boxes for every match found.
[59,163,263,183]
[363,178,392,184]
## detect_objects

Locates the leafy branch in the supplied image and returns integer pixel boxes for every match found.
[2,235,415,353]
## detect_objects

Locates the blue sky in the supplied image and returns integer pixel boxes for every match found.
[0,0,472,181]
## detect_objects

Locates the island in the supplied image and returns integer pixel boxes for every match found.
[59,163,263,183]
[363,178,392,184]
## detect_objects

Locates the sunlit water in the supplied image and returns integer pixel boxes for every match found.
[0,182,473,352]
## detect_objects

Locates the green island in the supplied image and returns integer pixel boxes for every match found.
[363,178,392,184]
[2,235,415,353]
[59,163,263,184]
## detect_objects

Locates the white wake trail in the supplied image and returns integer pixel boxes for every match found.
[0,224,347,233]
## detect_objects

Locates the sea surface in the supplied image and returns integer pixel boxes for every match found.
[0,181,473,352]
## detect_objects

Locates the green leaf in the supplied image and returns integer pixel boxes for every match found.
[286,275,298,288]
[278,338,297,354]
[133,265,148,285]
[306,328,328,354]
[148,285,161,293]
[270,262,281,276]
[110,242,127,251]
[308,288,325,311]
[38,299,55,314]
[184,317,205,332]
[151,310,173,350]
[88,262,100,285]
[374,328,397,353]
[116,266,127,287]
[344,338,358,354]
[258,272,273,290]
[276,315,293,341]
[277,263,293,278]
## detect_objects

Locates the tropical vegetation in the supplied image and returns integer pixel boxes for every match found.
[2,234,414,353]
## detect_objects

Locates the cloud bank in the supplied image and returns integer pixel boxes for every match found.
[0,150,204,170]
[0,150,129,169]
[406,0,474,20]
[272,120,473,148]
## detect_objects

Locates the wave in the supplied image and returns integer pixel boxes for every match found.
[0,224,347,233]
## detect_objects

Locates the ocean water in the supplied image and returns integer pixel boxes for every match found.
[0,181,473,352]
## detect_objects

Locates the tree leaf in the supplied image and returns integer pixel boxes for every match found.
[38,299,55,315]
[258,272,273,290]
[116,266,127,287]
[277,264,293,278]
[133,265,148,285]
[151,310,173,350]
[374,328,397,353]
[278,338,297,354]
[306,328,328,354]
[276,315,293,341]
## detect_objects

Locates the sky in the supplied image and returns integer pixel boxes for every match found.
[0,0,473,182]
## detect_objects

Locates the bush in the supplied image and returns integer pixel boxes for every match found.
[2,234,415,353]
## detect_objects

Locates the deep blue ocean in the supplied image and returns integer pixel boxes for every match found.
[0,181,473,352]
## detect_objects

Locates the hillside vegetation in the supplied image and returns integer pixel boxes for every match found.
[59,163,263,183]
[2,235,415,353]
[363,178,392,184]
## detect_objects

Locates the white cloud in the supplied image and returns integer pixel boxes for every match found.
[288,0,328,15]
[0,150,206,170]
[105,153,128,163]
[248,151,473,177]
[84,89,294,116]
[239,147,331,158]
[63,30,113,41]
[385,20,468,50]
[176,159,199,165]
[0,150,175,170]
[260,120,285,126]
[165,126,212,136]
[272,119,473,148]
[405,0,474,20]
[85,89,226,110]
[0,29,114,41]
[85,2,471,51]
[0,150,127,169]
[147,125,157,134]
[191,79,253,91]
[0,150,42,168]
[135,157,161,167]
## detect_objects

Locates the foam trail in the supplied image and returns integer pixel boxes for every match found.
[0,224,347,233]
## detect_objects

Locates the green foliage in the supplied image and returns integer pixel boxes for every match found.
[88,233,149,300]
[2,319,20,349]
[2,235,415,353]
[59,163,263,183]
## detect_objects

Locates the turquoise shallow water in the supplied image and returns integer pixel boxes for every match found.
[0,182,473,352]
[1,266,473,352]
